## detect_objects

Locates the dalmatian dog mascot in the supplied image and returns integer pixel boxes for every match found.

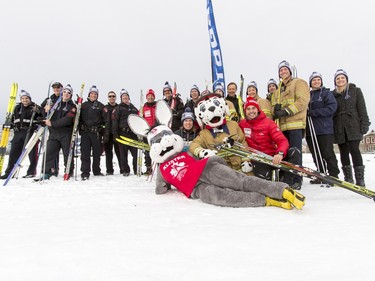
[127,100,305,210]
[189,90,252,172]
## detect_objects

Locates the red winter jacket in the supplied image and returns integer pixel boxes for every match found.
[142,102,156,126]
[239,111,289,156]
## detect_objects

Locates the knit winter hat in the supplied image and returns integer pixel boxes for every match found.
[63,84,73,94]
[213,83,225,96]
[247,81,258,92]
[309,72,323,87]
[88,85,99,96]
[190,84,200,96]
[267,78,278,89]
[120,88,129,98]
[163,81,172,93]
[334,69,348,85]
[181,107,195,122]
[20,89,31,100]
[52,81,63,88]
[278,60,292,77]
[244,97,260,111]
[146,89,155,99]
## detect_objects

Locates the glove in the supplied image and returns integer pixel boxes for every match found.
[274,103,282,112]
[360,124,369,135]
[198,149,217,159]
[241,161,253,173]
[274,109,289,119]
[222,137,235,148]
[103,133,110,144]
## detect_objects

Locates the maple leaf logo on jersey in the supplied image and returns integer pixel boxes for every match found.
[170,161,187,181]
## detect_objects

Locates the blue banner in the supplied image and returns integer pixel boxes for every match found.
[207,0,225,95]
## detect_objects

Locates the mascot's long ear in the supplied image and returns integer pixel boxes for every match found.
[128,114,150,138]
[156,100,172,127]
[194,105,203,129]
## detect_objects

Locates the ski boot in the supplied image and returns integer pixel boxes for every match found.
[282,187,305,210]
[265,197,293,210]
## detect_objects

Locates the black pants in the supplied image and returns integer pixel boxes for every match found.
[306,134,340,177]
[251,161,274,181]
[4,130,39,176]
[280,129,303,185]
[338,138,362,166]
[45,132,73,175]
[104,134,121,174]
[80,131,102,176]
[119,143,138,174]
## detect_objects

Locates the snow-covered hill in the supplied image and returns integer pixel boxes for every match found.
[1,154,374,281]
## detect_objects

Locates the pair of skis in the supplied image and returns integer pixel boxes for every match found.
[214,141,375,201]
[63,83,84,180]
[136,90,145,177]
[0,83,18,174]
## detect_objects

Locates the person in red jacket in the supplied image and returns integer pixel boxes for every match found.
[239,97,289,180]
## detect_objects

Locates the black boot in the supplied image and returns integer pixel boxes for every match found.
[342,165,354,183]
[354,165,365,187]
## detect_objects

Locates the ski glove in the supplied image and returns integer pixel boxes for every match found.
[360,123,369,135]
[274,109,289,119]
[241,161,253,173]
[198,149,217,159]
[274,103,282,112]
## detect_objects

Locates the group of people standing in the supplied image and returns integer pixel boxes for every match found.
[1,60,371,188]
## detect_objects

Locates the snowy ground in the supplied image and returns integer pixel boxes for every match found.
[0,153,374,281]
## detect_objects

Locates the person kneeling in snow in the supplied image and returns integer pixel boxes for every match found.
[127,100,306,210]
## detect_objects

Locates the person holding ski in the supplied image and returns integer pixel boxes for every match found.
[225,82,242,122]
[163,82,184,132]
[305,72,340,184]
[271,60,310,190]
[103,91,121,175]
[239,97,289,181]
[79,85,109,180]
[39,85,77,180]
[332,69,371,186]
[111,89,139,177]
[246,81,272,119]
[0,90,42,179]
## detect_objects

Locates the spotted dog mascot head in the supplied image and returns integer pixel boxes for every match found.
[194,90,230,129]
[127,100,184,164]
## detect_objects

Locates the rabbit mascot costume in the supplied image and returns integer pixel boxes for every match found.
[127,100,305,210]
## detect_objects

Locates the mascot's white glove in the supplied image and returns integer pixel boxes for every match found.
[222,137,235,148]
[199,149,217,159]
[241,161,253,173]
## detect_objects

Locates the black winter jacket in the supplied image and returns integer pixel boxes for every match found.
[80,99,109,134]
[112,102,139,139]
[332,83,371,144]
[12,102,42,131]
[49,99,77,134]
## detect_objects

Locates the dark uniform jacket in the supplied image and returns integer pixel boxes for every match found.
[12,102,42,131]
[332,83,371,144]
[49,100,77,135]
[112,102,139,140]
[79,99,109,135]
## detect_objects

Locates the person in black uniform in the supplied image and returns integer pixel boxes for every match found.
[1,90,42,179]
[41,84,77,180]
[103,91,121,175]
[79,85,109,180]
[41,81,63,176]
[112,89,139,176]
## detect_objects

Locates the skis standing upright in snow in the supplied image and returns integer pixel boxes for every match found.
[3,95,62,186]
[136,89,144,177]
[238,74,245,120]
[0,83,18,174]
[63,83,84,181]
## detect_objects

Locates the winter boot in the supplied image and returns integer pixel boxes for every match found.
[354,165,366,187]
[342,165,354,183]
[265,197,293,210]
[282,187,305,210]
[143,166,152,176]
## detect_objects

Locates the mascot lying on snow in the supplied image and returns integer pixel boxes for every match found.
[127,100,305,210]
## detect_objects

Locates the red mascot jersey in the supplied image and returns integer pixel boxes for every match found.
[159,152,208,197]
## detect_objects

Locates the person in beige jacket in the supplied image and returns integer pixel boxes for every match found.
[271,60,310,190]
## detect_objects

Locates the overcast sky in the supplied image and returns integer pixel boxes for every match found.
[1,0,374,127]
